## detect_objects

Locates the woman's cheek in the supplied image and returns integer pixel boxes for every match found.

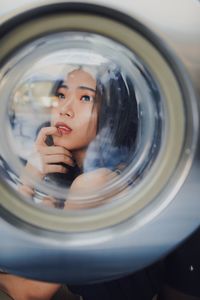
[84,106,97,127]
[50,108,58,123]
[90,111,98,134]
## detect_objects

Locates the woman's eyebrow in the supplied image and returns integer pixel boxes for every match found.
[78,86,96,93]
[58,84,68,89]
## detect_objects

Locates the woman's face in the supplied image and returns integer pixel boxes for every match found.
[51,69,97,151]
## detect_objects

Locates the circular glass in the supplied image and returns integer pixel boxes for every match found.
[0,32,162,211]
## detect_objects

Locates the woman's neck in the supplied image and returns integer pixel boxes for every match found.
[72,148,86,169]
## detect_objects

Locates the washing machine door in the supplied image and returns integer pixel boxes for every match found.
[0,0,199,284]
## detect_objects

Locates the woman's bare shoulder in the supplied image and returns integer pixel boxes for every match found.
[70,168,116,191]
[65,168,117,209]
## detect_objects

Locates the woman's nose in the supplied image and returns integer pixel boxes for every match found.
[59,98,74,117]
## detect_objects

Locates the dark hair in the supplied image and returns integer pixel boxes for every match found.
[98,67,138,148]
[83,66,138,172]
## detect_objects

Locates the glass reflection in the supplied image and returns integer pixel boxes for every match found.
[10,64,138,209]
[0,32,163,211]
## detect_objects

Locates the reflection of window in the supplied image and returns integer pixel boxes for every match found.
[9,80,56,159]
[13,80,55,109]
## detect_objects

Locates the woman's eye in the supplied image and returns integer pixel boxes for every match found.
[56,92,65,100]
[81,95,93,102]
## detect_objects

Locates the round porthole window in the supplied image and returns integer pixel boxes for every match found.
[0,3,199,283]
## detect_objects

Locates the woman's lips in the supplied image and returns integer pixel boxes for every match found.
[55,122,72,135]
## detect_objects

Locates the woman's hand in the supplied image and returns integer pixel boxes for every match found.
[0,273,61,300]
[19,126,74,197]
[27,126,74,178]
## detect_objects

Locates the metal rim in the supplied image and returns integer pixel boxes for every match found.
[0,5,198,233]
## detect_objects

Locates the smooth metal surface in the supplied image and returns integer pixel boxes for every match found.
[1,0,199,84]
[0,0,199,284]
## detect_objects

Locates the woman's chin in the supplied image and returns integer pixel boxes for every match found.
[55,142,72,149]
[53,137,70,148]
[53,137,87,152]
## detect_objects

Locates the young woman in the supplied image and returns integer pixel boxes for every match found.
[20,64,138,208]
[0,64,138,300]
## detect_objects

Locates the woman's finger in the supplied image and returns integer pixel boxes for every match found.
[43,154,75,167]
[36,127,61,146]
[43,164,69,174]
[37,145,72,157]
